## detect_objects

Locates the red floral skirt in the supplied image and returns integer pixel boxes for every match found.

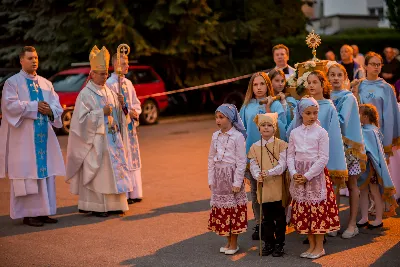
[290,170,340,235]
[208,204,247,236]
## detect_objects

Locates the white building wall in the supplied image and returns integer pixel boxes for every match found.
[323,0,368,16]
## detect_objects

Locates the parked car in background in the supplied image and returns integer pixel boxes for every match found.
[49,64,168,134]
[0,68,20,125]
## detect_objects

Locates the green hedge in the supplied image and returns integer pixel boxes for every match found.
[272,29,400,65]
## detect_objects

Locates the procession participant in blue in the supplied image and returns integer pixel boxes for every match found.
[357,104,398,229]
[268,69,298,125]
[239,72,287,240]
[66,46,134,217]
[107,46,143,204]
[352,52,400,200]
[328,63,367,238]
[0,46,65,227]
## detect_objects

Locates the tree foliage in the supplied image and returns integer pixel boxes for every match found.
[0,0,306,87]
[386,0,400,31]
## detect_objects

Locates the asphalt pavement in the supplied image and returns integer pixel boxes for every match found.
[0,116,399,267]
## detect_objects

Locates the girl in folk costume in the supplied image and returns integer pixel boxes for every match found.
[239,72,287,240]
[357,104,398,229]
[268,69,298,126]
[353,52,400,200]
[248,113,289,257]
[328,63,367,238]
[288,97,340,259]
[208,104,248,255]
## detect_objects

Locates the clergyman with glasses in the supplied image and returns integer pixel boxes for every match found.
[65,46,134,217]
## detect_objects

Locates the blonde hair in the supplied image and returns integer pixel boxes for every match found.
[359,104,379,127]
[327,63,349,87]
[243,72,274,106]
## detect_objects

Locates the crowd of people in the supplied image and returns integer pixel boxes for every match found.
[0,41,399,262]
[207,44,400,259]
[0,45,144,226]
[325,44,400,101]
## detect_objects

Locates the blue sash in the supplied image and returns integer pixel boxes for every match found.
[26,78,48,178]
[121,80,141,169]
[94,89,132,193]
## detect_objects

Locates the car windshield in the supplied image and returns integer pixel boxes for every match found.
[52,73,87,92]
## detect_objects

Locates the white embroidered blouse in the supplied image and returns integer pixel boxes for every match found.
[207,127,246,187]
[287,123,329,180]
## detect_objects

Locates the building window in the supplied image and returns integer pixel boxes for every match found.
[369,8,376,16]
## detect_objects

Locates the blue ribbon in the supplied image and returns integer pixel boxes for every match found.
[26,78,48,178]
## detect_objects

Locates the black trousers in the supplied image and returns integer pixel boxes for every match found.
[262,200,286,246]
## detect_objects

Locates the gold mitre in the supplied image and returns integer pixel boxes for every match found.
[89,45,110,71]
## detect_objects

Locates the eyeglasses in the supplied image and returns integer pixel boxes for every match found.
[368,63,382,68]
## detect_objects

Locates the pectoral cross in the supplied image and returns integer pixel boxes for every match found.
[38,149,46,160]
[37,133,46,143]
[40,167,47,177]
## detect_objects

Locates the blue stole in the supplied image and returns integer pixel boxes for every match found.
[120,79,141,169]
[239,98,287,155]
[26,78,48,178]
[94,89,132,193]
[285,96,298,126]
[317,99,348,181]
[359,78,400,155]
[358,124,398,215]
[331,90,366,170]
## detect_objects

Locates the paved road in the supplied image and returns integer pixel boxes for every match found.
[0,117,399,266]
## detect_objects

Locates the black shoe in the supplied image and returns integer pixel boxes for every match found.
[108,210,124,215]
[303,236,327,244]
[23,217,44,227]
[367,223,383,229]
[92,212,109,217]
[127,199,135,205]
[38,216,58,224]
[252,225,260,240]
[357,221,369,228]
[261,244,275,256]
[79,209,91,213]
[132,198,142,203]
[272,244,284,257]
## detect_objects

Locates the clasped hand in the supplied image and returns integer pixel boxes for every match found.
[129,110,138,120]
[38,101,52,116]
[103,105,112,116]
[117,94,124,106]
[293,174,307,184]
[257,171,269,183]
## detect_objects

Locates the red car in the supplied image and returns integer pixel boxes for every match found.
[49,64,168,134]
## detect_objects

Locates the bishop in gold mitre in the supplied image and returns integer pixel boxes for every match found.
[89,45,110,71]
[65,45,134,217]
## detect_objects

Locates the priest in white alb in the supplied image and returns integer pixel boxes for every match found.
[0,46,65,227]
[65,45,134,217]
[106,51,143,204]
